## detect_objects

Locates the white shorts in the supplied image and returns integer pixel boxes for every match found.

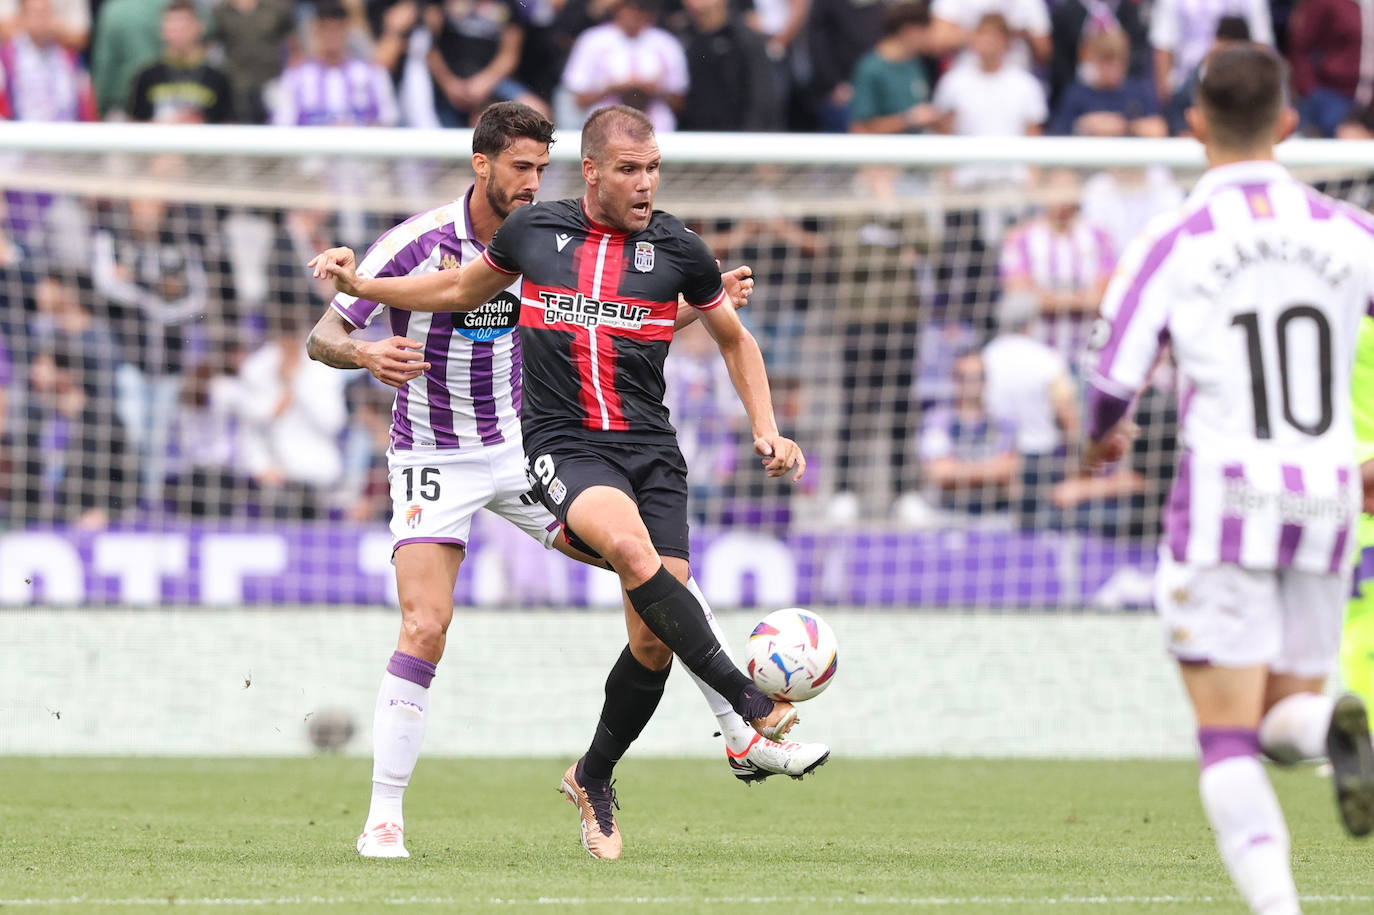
[387,440,561,553]
[1154,551,1348,677]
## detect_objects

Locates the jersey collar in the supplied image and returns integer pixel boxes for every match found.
[1188,159,1292,205]
[463,184,485,251]
[580,197,627,237]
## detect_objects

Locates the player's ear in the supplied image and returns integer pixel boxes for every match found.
[472,152,489,182]
[581,156,598,187]
[1184,106,1207,144]
[1275,106,1300,143]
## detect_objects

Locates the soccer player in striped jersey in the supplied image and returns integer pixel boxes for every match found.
[307,103,825,861]
[1341,319,1374,709]
[1084,44,1374,914]
[313,104,820,860]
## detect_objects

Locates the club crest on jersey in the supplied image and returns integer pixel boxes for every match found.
[441,253,460,270]
[634,241,655,272]
[549,477,567,505]
[405,504,423,528]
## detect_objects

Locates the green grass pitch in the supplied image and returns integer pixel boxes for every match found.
[2,757,1370,913]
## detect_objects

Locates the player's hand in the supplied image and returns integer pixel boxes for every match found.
[721,264,754,310]
[755,434,806,482]
[308,247,366,297]
[1081,420,1139,474]
[356,336,430,388]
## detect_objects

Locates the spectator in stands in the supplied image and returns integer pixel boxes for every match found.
[127,1,236,124]
[1151,0,1272,132]
[1048,27,1165,138]
[1338,102,1374,139]
[1,0,94,260]
[1048,0,1151,111]
[369,0,420,81]
[929,12,1046,318]
[426,0,548,127]
[982,291,1079,529]
[23,270,133,527]
[1289,0,1373,138]
[1163,15,1254,136]
[848,2,939,135]
[365,0,441,128]
[804,0,885,132]
[664,322,745,522]
[929,0,1050,68]
[210,0,296,125]
[559,0,688,131]
[746,0,808,126]
[829,216,920,521]
[0,0,94,122]
[1000,168,1115,361]
[1081,164,1184,256]
[677,0,777,131]
[339,374,394,522]
[0,0,86,52]
[272,1,398,127]
[93,197,210,503]
[918,348,1019,516]
[266,207,340,328]
[166,341,256,519]
[91,0,165,117]
[933,13,1047,177]
[698,167,827,370]
[234,311,351,520]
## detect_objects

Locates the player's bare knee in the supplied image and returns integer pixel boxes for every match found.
[400,603,452,659]
[599,531,660,582]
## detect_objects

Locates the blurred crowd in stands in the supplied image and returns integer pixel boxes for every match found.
[3,0,1366,138]
[0,0,1370,537]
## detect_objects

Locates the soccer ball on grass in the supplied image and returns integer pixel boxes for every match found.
[745,608,838,702]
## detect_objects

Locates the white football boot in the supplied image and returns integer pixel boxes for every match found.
[357,821,409,858]
[726,733,830,784]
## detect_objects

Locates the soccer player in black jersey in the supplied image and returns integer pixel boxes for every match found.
[314,105,819,859]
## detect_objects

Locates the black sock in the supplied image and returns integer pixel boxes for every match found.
[624,566,770,721]
[582,644,671,781]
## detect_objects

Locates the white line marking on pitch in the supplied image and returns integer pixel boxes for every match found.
[1,896,1371,907]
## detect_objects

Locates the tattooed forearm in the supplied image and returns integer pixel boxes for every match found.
[307,311,361,369]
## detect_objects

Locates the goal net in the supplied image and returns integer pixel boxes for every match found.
[5,127,1370,612]
[1,126,1370,756]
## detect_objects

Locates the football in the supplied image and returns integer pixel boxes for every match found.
[745,608,839,701]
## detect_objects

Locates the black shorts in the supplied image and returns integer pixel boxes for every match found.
[524,434,690,561]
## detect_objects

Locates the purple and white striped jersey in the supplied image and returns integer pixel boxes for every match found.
[332,186,522,453]
[272,57,398,127]
[1088,160,1374,573]
[1000,215,1116,357]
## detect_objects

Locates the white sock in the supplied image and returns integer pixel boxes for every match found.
[366,670,430,829]
[684,577,756,748]
[1199,756,1300,915]
[1259,692,1334,766]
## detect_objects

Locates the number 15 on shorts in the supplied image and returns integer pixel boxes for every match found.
[401,466,441,502]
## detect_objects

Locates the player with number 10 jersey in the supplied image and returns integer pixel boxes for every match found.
[1083,43,1374,914]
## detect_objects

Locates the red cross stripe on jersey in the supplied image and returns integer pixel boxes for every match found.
[521,229,678,432]
[577,230,627,431]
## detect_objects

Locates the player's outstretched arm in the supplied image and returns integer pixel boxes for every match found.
[675,265,754,330]
[309,246,514,313]
[306,307,430,388]
[699,301,805,482]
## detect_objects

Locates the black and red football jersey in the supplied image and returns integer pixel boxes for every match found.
[482,197,727,445]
